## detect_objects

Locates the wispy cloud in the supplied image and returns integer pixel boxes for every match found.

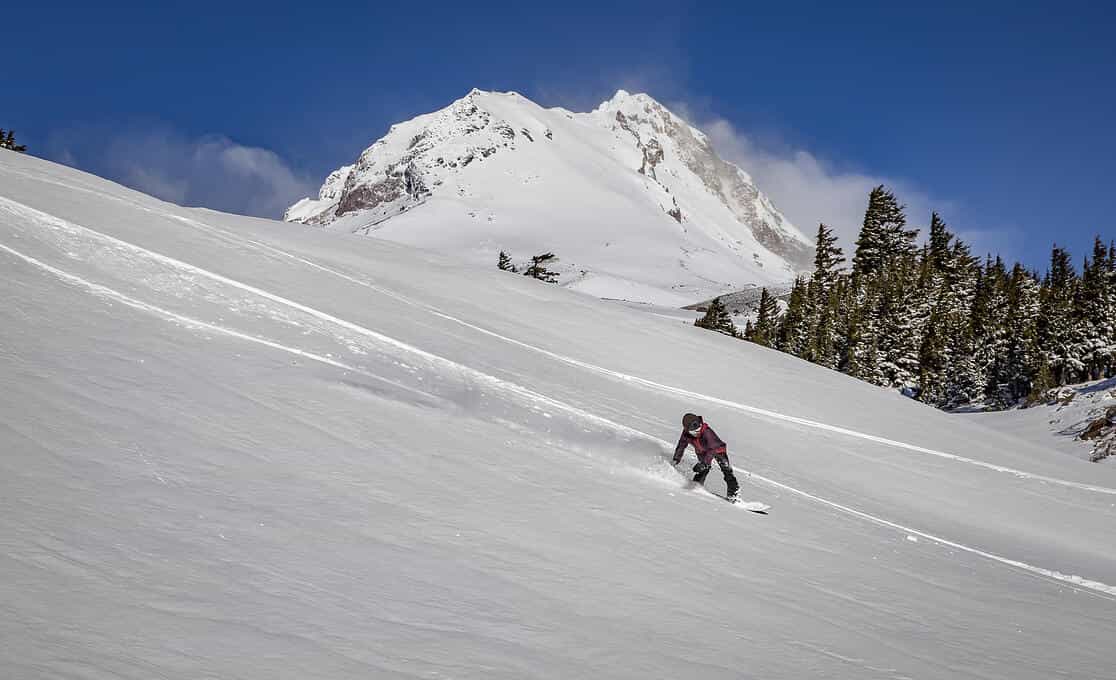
[677,111,939,253]
[46,125,316,219]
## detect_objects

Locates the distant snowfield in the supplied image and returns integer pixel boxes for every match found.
[3,153,1116,679]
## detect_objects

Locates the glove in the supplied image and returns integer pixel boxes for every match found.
[672,457,682,466]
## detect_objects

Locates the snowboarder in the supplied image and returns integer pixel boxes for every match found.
[673,413,740,500]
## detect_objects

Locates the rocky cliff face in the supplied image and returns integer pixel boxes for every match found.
[285,89,814,305]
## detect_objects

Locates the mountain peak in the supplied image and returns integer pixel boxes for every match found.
[285,89,813,304]
[599,89,659,110]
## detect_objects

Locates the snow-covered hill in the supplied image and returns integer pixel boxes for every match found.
[285,89,813,306]
[4,152,1116,679]
[962,377,1116,463]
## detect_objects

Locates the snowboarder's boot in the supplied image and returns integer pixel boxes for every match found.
[723,468,740,500]
[692,462,712,486]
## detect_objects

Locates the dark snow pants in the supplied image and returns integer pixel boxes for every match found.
[693,451,739,494]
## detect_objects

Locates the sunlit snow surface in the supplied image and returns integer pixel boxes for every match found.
[3,152,1116,679]
[287,90,814,305]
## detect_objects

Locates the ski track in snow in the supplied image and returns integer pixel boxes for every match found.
[3,196,1116,601]
[9,164,1115,494]
[157,204,1116,498]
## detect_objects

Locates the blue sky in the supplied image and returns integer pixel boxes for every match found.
[5,0,1114,268]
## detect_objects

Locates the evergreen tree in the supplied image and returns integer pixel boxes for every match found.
[497,250,518,272]
[808,278,844,369]
[920,234,979,406]
[776,277,811,356]
[802,224,845,367]
[1074,237,1115,380]
[840,277,886,384]
[694,296,741,338]
[730,182,1112,411]
[990,264,1041,406]
[811,223,845,289]
[875,252,923,388]
[852,186,914,280]
[927,212,953,272]
[747,288,780,347]
[523,252,560,283]
[1037,245,1079,385]
[0,129,26,153]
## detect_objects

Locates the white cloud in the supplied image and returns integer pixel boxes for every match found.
[48,126,316,219]
[663,100,963,257]
[702,117,941,252]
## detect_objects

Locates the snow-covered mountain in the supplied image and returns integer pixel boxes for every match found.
[286,89,814,306]
[5,152,1116,679]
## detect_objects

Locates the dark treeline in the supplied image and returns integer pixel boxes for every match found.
[0,128,27,153]
[723,186,1115,409]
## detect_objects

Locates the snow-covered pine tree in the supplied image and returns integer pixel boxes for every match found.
[1073,237,1115,380]
[497,250,518,272]
[802,223,846,367]
[852,186,909,280]
[812,223,845,289]
[695,296,741,338]
[918,302,950,404]
[776,277,811,356]
[919,232,980,406]
[1037,245,1079,385]
[840,275,886,384]
[976,257,1013,404]
[875,252,923,389]
[747,288,780,347]
[926,212,952,273]
[0,129,26,153]
[943,331,984,408]
[808,278,844,369]
[523,252,560,283]
[991,264,1041,406]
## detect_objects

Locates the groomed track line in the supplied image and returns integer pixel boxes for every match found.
[3,205,1115,601]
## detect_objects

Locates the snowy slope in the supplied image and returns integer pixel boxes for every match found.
[961,378,1116,463]
[285,90,813,306]
[4,152,1116,679]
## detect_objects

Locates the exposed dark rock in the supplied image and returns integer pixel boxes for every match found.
[335,176,404,217]
[494,122,516,140]
[667,197,682,223]
[639,138,664,178]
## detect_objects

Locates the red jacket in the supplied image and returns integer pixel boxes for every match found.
[673,422,727,463]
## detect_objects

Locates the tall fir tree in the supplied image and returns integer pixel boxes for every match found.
[747,288,780,347]
[803,223,845,367]
[875,252,924,388]
[695,296,741,338]
[811,223,845,289]
[990,264,1041,406]
[852,186,913,280]
[776,277,811,356]
[1037,245,1079,385]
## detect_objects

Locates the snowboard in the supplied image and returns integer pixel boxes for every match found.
[728,497,770,514]
[687,480,770,513]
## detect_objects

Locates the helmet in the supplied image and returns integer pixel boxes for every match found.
[682,413,702,432]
